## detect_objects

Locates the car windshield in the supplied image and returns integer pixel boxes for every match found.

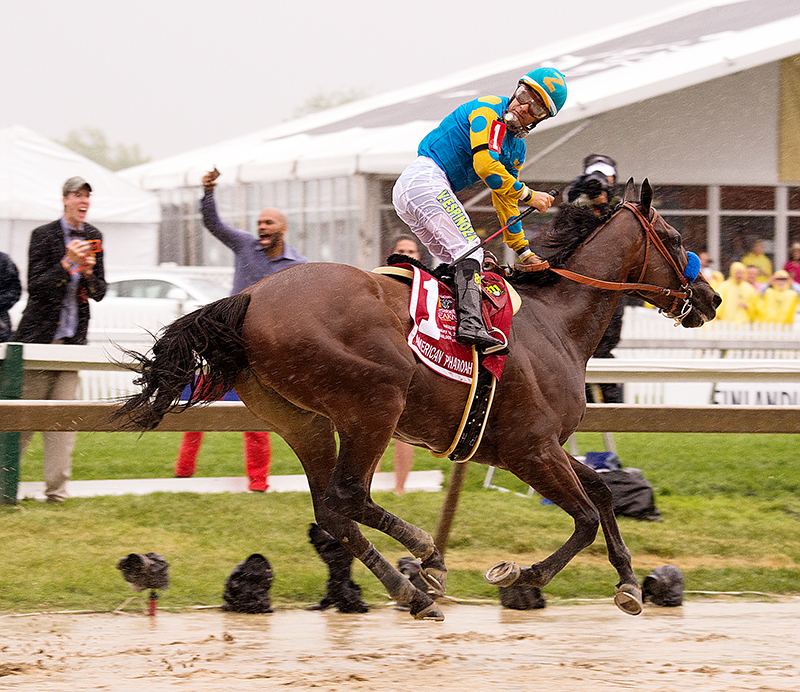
[180,277,230,302]
[106,275,231,302]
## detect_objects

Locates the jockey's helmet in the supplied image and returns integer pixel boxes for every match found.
[504,66,567,137]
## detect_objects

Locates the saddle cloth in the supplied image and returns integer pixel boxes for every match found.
[404,265,514,384]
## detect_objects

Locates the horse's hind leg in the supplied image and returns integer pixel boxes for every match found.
[242,389,443,619]
[323,428,447,597]
[568,455,642,614]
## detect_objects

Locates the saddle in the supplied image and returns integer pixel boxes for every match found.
[373,259,520,461]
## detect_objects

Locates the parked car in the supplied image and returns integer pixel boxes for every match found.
[91,271,231,346]
[8,270,232,348]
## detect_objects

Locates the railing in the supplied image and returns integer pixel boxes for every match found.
[3,342,800,505]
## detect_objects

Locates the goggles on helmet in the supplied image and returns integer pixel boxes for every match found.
[512,85,550,122]
[503,84,551,138]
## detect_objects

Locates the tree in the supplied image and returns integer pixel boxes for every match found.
[58,127,151,171]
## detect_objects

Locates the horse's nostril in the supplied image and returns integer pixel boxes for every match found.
[713,294,722,309]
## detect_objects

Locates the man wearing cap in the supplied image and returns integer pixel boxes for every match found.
[14,176,106,502]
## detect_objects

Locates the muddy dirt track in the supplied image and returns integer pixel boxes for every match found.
[1,599,799,691]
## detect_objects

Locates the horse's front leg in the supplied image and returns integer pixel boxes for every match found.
[485,442,641,615]
[568,455,642,614]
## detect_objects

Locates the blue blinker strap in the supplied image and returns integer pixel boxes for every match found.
[684,251,700,282]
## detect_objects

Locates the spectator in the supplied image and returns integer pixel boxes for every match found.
[174,170,307,492]
[745,264,766,294]
[393,67,567,351]
[715,262,758,323]
[783,242,800,286]
[757,269,800,324]
[0,251,22,342]
[379,234,423,494]
[698,251,724,288]
[740,240,772,283]
[14,176,106,503]
[567,153,620,218]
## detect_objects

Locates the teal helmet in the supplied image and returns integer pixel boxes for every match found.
[519,67,568,117]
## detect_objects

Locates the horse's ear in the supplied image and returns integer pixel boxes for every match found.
[640,178,653,216]
[622,177,636,203]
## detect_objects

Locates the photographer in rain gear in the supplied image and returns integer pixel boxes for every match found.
[567,154,620,220]
[566,154,632,404]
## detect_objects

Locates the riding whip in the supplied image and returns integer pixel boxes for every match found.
[451,188,559,265]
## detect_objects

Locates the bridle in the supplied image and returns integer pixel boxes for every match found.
[545,201,696,325]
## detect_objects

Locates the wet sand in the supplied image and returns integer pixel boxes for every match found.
[1,599,799,691]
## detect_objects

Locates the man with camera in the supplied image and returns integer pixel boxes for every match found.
[567,153,619,219]
[565,155,628,403]
[14,176,106,503]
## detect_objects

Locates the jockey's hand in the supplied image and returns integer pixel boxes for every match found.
[521,251,545,265]
[527,190,554,213]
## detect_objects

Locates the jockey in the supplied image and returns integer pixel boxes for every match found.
[393,66,567,351]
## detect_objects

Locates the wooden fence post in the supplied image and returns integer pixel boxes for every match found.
[434,461,469,556]
[0,343,24,505]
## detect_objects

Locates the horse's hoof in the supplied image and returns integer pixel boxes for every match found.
[420,568,447,596]
[412,602,445,621]
[484,561,521,587]
[614,583,643,616]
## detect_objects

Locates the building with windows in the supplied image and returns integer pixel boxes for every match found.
[119,0,800,279]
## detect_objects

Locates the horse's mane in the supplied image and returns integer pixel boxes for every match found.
[508,203,608,287]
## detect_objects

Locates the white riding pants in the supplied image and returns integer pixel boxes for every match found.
[392,156,483,264]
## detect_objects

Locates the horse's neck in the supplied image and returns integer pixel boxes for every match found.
[525,218,643,362]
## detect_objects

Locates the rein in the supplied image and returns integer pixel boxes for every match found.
[545,202,694,321]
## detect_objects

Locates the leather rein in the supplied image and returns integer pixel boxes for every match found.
[545,201,694,323]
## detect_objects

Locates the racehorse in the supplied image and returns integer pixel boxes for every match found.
[115,179,720,621]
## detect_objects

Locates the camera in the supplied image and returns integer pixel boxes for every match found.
[580,170,609,199]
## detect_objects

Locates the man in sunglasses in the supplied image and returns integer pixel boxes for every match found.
[393,67,567,351]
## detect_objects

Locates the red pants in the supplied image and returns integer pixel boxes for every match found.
[175,431,271,491]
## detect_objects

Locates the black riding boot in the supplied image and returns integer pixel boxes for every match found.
[453,258,504,351]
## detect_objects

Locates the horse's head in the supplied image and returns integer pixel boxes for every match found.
[620,178,721,328]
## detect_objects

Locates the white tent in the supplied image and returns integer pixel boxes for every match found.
[120,0,800,189]
[1,125,161,281]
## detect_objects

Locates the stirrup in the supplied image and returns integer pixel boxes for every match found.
[456,330,504,352]
[482,328,508,356]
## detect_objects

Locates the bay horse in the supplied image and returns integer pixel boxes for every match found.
[116,179,720,620]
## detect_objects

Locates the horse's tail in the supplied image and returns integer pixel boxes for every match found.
[113,292,252,431]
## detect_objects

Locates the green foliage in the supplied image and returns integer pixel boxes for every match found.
[4,432,799,613]
[58,127,150,171]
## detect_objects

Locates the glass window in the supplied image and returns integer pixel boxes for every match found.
[661,215,707,253]
[720,186,774,211]
[719,216,775,278]
[650,185,707,210]
[788,187,800,211]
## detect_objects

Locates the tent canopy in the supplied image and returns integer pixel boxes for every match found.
[1,125,160,222]
[1,125,161,279]
[120,0,800,189]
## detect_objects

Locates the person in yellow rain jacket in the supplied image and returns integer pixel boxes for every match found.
[757,269,800,324]
[716,262,759,322]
